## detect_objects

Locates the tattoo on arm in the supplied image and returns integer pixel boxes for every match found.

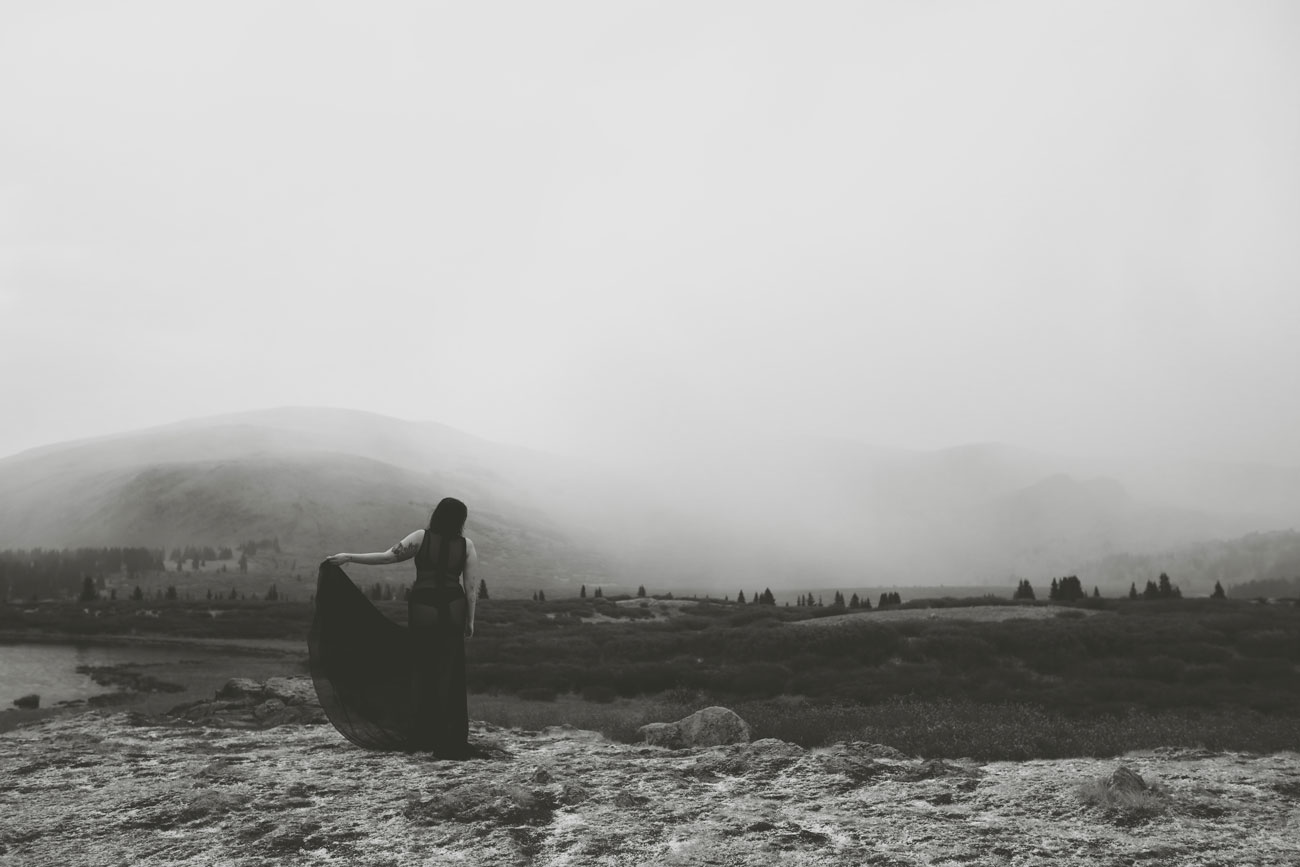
[390,539,417,561]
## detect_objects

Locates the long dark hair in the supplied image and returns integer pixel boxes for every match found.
[428,497,468,538]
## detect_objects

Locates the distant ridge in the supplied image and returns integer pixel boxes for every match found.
[3,407,1299,593]
[0,407,632,595]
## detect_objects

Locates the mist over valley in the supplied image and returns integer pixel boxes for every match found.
[3,407,1298,599]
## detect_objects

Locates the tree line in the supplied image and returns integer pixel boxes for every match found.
[1,547,167,600]
[168,545,234,565]
[74,579,295,603]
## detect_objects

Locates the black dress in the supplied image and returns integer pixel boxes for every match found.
[309,532,470,755]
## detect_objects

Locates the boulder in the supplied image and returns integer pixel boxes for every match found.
[264,677,317,705]
[1104,766,1148,795]
[13,693,40,709]
[215,678,267,701]
[637,722,681,748]
[638,706,750,749]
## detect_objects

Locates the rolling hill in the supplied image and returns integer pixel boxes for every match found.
[2,408,1297,595]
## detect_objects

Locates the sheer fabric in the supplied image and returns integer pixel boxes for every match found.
[408,583,469,752]
[309,560,469,753]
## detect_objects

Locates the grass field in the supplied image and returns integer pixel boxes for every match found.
[4,592,1297,759]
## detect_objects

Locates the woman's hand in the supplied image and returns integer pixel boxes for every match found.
[324,553,351,566]
[464,621,474,639]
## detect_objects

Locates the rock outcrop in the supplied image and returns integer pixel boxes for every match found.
[638,705,751,748]
[1104,765,1149,795]
[166,676,326,728]
[2,678,1299,866]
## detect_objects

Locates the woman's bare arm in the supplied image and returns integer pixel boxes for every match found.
[462,538,479,637]
[327,530,423,566]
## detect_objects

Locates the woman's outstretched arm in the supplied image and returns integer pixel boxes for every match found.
[462,538,479,638]
[327,530,423,566]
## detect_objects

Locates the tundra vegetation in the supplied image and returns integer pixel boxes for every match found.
[4,569,1298,759]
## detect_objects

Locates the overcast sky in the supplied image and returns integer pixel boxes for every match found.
[2,1,1298,467]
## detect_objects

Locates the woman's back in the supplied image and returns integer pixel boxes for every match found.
[412,531,467,590]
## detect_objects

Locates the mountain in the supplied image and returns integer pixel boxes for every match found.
[2,408,1298,594]
[0,408,647,595]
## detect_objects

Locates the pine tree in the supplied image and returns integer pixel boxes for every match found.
[761,588,775,605]
[849,592,860,608]
[637,585,647,598]
[79,575,97,602]
[580,585,587,598]
[593,586,601,598]
[538,589,546,602]
[1143,580,1160,600]
[1129,582,1138,600]
[1051,575,1084,601]
[1092,586,1100,598]
[1157,572,1175,599]
[1211,580,1226,599]
[132,585,144,601]
[479,580,489,599]
[737,590,746,604]
[165,585,177,600]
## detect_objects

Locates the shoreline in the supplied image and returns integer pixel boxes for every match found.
[0,630,308,734]
[0,628,305,656]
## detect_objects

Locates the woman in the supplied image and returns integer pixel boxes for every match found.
[314,497,479,756]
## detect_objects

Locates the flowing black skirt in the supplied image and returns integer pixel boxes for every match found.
[309,562,469,754]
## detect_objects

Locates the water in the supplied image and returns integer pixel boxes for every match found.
[0,643,192,708]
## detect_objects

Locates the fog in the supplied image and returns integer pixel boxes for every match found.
[4,1,1300,483]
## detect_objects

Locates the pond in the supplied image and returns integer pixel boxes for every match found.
[0,636,305,712]
[0,642,214,708]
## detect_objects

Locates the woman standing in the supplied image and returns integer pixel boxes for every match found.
[318,497,479,756]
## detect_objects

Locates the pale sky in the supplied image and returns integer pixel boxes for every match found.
[2,1,1299,467]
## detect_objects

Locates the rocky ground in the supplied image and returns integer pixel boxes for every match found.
[2,678,1298,866]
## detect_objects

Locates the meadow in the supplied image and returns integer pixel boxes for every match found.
[3,592,1297,759]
